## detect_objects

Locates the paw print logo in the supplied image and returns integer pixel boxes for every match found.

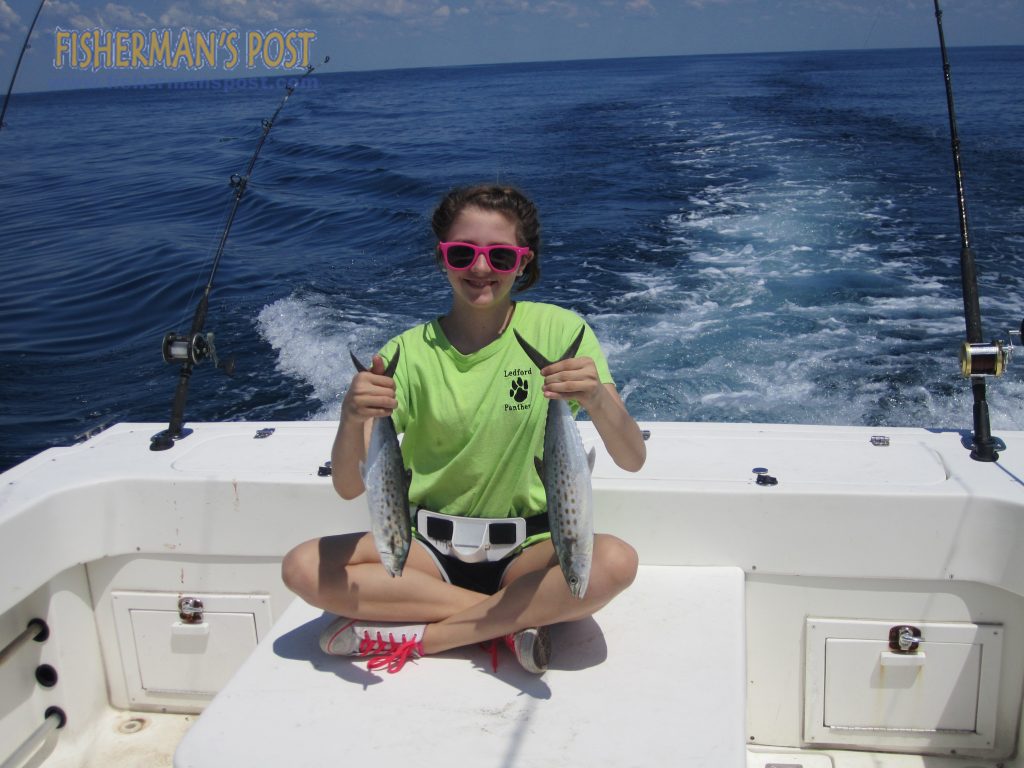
[509,377,529,403]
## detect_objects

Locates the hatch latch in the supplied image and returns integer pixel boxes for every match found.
[888,624,922,654]
[178,597,205,624]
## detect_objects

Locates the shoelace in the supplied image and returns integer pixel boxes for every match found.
[357,630,410,656]
[366,637,423,673]
[481,634,517,673]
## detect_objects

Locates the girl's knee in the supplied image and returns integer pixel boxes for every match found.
[595,535,639,593]
[281,539,318,598]
[282,532,370,601]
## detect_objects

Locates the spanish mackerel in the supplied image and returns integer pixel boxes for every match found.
[350,347,412,578]
[514,327,596,599]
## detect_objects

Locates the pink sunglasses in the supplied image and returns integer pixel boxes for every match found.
[439,242,530,274]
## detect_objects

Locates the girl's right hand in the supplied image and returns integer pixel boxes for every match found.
[341,354,398,423]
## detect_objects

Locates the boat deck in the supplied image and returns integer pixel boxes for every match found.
[175,566,746,768]
[4,421,1024,768]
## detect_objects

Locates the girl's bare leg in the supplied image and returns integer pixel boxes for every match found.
[282,531,638,654]
[281,532,488,623]
[419,533,638,654]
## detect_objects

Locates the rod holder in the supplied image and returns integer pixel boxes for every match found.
[0,707,66,768]
[0,618,48,667]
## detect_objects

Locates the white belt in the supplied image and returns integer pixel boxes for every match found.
[416,509,527,563]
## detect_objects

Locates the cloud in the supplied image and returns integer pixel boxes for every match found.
[801,0,878,15]
[42,0,161,28]
[307,0,441,20]
[35,0,80,28]
[472,0,529,13]
[0,0,19,31]
[43,0,81,24]
[97,3,155,26]
[156,4,228,28]
[467,0,585,20]
[625,0,655,14]
[533,1,581,18]
[32,0,636,39]
[47,0,296,30]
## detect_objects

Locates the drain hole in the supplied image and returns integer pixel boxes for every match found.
[118,717,148,735]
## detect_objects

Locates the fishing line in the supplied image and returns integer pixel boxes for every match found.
[151,59,328,451]
[861,9,880,48]
[175,181,242,333]
[0,0,46,131]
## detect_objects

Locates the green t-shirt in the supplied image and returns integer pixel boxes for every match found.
[378,301,612,520]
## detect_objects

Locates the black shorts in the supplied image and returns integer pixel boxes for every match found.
[412,512,551,595]
[414,537,517,595]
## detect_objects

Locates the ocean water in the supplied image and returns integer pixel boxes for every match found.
[2,47,1023,471]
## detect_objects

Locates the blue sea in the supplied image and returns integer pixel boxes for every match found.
[2,47,1023,472]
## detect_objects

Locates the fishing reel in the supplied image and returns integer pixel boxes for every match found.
[161,331,234,375]
[959,321,1023,378]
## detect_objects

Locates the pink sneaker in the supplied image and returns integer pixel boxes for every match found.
[319,616,425,673]
[506,626,551,674]
[484,626,551,674]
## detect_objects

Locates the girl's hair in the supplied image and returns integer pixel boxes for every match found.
[431,184,541,292]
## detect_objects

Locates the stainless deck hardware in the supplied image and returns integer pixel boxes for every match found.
[178,597,205,624]
[254,428,275,439]
[888,624,922,653]
[0,707,66,768]
[753,468,778,486]
[870,435,890,446]
[0,618,48,667]
[317,461,332,477]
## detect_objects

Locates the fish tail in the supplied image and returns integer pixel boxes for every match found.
[513,330,552,369]
[514,326,586,369]
[384,345,401,377]
[561,326,586,361]
[349,345,401,377]
[349,351,368,372]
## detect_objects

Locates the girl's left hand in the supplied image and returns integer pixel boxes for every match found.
[540,356,606,411]
[544,355,647,472]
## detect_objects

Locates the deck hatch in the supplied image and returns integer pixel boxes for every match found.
[804,618,1002,754]
[112,591,271,710]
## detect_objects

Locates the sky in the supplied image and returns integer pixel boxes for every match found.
[0,0,1021,93]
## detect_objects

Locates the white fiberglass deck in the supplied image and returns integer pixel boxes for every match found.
[175,566,746,768]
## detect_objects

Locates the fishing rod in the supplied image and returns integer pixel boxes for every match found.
[0,0,46,130]
[932,0,1015,463]
[151,59,328,451]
